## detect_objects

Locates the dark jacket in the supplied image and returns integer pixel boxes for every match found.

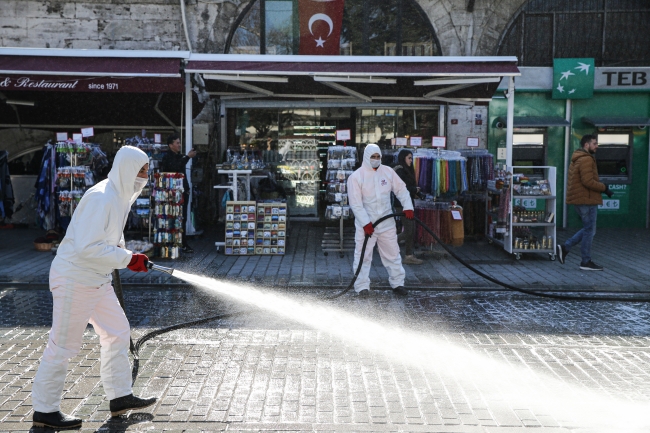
[392,150,418,208]
[161,151,190,190]
[0,151,15,219]
[566,148,606,206]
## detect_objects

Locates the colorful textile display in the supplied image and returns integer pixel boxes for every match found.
[414,202,453,246]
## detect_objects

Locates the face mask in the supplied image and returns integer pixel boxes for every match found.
[370,159,381,169]
[134,177,148,193]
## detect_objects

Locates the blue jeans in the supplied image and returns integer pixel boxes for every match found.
[564,205,597,264]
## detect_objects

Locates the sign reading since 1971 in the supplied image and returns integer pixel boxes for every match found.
[0,75,183,93]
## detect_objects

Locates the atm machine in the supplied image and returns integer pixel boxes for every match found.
[594,133,632,184]
[512,133,546,179]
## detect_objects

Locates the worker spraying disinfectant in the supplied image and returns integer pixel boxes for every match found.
[31,143,650,432]
[31,146,157,430]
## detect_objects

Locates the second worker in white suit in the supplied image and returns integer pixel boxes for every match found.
[347,144,414,297]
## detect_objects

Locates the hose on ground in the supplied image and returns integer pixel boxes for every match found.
[125,212,650,383]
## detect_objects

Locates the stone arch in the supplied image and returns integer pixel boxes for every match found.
[413,0,527,56]
[0,129,54,161]
[224,0,441,56]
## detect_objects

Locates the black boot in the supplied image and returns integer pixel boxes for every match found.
[109,394,157,417]
[392,286,408,296]
[33,411,82,430]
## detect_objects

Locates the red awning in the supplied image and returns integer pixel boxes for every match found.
[0,49,185,93]
[186,54,520,77]
[0,54,181,77]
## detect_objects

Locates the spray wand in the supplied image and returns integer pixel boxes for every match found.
[145,260,174,275]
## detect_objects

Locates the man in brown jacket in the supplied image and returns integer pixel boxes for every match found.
[556,134,613,271]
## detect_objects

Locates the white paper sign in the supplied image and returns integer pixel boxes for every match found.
[72,133,83,144]
[394,137,407,146]
[431,136,446,148]
[56,132,68,142]
[451,210,463,220]
[336,129,351,141]
[409,137,422,147]
[466,137,479,147]
[81,127,94,138]
[154,134,162,144]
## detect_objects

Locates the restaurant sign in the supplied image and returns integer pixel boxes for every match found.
[0,75,183,93]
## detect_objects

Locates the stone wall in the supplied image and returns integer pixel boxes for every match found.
[0,0,249,53]
[1,0,527,55]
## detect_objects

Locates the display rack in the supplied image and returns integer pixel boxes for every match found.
[152,172,184,259]
[321,145,356,256]
[255,202,287,255]
[486,166,557,260]
[124,136,168,238]
[224,201,257,255]
[221,201,287,255]
[277,138,320,217]
[53,142,102,230]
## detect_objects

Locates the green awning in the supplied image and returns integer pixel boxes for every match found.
[497,116,570,127]
[582,117,650,127]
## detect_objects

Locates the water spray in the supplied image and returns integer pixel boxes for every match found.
[126,213,650,383]
[145,260,174,276]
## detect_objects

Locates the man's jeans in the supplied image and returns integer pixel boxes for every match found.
[564,205,598,264]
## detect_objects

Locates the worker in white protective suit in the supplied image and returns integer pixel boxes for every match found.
[32,146,157,430]
[347,144,414,297]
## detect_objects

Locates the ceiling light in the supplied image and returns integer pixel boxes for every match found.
[314,76,396,84]
[203,74,288,83]
[5,100,35,107]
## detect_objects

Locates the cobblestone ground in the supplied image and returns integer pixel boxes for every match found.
[1,285,650,432]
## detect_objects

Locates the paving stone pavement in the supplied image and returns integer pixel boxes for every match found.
[1,285,650,432]
[1,223,649,293]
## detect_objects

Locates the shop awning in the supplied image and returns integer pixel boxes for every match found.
[0,48,187,93]
[497,116,570,127]
[186,54,520,105]
[582,117,650,127]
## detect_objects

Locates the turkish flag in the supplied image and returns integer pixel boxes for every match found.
[298,0,346,55]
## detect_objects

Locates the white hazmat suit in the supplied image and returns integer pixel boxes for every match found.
[347,144,414,293]
[32,146,150,413]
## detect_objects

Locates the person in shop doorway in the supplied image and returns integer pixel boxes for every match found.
[556,134,613,271]
[32,146,157,430]
[348,144,414,297]
[392,149,424,265]
[161,133,197,253]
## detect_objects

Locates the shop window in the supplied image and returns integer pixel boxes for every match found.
[497,0,650,66]
[512,133,546,178]
[356,109,439,151]
[595,133,632,184]
[226,0,440,56]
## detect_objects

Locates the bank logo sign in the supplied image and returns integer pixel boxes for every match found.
[552,58,595,99]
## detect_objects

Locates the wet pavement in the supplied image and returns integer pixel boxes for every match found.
[1,223,649,293]
[1,284,650,432]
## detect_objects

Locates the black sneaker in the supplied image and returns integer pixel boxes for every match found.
[357,289,370,298]
[580,261,603,271]
[33,411,82,430]
[556,244,568,265]
[392,286,408,296]
[182,246,194,254]
[109,394,157,417]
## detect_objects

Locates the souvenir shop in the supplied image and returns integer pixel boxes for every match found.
[0,48,190,257]
[184,53,519,250]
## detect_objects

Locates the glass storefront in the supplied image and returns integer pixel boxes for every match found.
[227,106,439,218]
[356,109,439,147]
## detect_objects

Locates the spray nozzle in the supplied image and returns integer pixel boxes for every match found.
[145,260,174,275]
